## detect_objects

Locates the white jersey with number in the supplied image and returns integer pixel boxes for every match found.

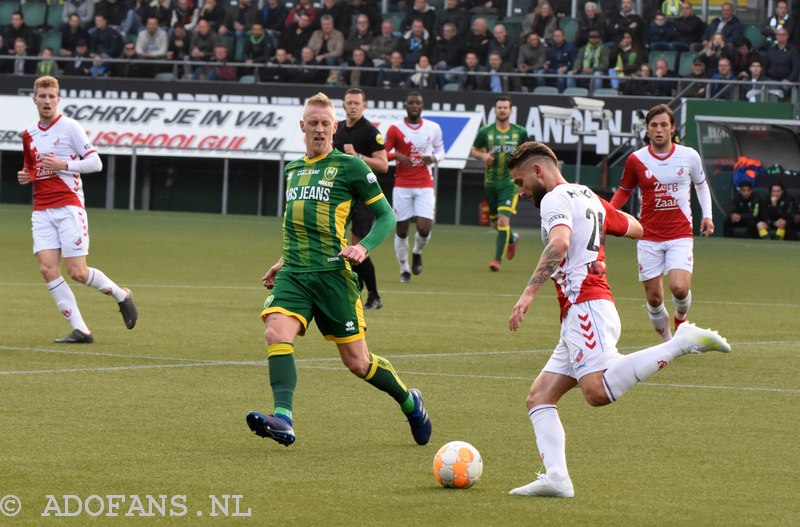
[22,114,98,211]
[540,183,631,319]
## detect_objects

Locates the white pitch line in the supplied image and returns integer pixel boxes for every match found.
[0,344,236,364]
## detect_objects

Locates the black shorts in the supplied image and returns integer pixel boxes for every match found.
[351,200,375,239]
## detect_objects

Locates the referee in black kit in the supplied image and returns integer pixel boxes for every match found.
[333,88,389,309]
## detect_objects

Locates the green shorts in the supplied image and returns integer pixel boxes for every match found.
[261,268,366,343]
[486,182,519,219]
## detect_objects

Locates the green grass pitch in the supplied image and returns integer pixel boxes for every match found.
[0,204,798,526]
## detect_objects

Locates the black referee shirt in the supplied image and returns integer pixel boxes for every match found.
[333,116,385,159]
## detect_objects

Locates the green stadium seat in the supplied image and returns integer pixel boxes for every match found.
[22,1,46,28]
[563,86,589,96]
[558,17,579,44]
[0,2,20,27]
[234,37,245,62]
[442,82,459,91]
[239,74,256,83]
[743,24,766,49]
[154,72,175,80]
[382,12,404,34]
[594,88,620,96]
[678,51,699,76]
[649,49,678,71]
[504,21,522,42]
[532,85,559,94]
[40,28,61,52]
[45,3,62,29]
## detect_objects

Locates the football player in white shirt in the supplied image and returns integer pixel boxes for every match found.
[611,104,714,341]
[505,141,729,499]
[16,76,138,343]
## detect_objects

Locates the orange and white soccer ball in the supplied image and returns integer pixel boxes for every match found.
[433,441,483,488]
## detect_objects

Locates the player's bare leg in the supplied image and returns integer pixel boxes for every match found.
[644,277,672,341]
[668,269,692,331]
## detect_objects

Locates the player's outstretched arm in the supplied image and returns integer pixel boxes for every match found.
[509,225,570,332]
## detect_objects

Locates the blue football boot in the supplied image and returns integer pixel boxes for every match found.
[406,388,432,445]
[246,412,296,446]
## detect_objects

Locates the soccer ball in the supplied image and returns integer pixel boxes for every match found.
[433,441,483,489]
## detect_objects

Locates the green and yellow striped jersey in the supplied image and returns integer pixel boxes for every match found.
[472,123,529,186]
[282,149,384,272]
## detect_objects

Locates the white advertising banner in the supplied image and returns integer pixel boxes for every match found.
[0,96,482,169]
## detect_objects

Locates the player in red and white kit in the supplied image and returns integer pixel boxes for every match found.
[384,91,445,283]
[504,142,729,499]
[16,76,138,344]
[610,104,714,342]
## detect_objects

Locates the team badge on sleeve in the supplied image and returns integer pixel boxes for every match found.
[366,173,377,184]
[375,133,384,145]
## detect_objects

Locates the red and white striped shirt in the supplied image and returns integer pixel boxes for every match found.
[384,118,445,189]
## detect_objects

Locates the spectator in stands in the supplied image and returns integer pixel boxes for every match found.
[5,11,39,56]
[766,27,800,94]
[5,37,36,75]
[340,0,382,36]
[518,31,547,91]
[680,57,708,98]
[410,54,434,88]
[699,32,732,74]
[190,19,220,77]
[63,39,92,76]
[436,0,469,39]
[575,2,607,49]
[652,57,678,96]
[96,0,128,32]
[731,37,758,79]
[378,49,410,88]
[171,0,199,33]
[147,0,173,29]
[262,0,289,35]
[262,48,295,83]
[607,0,645,49]
[369,20,403,66]
[243,22,275,65]
[123,0,149,36]
[63,0,95,30]
[464,0,504,17]
[723,180,761,238]
[702,2,743,49]
[319,0,346,32]
[464,16,493,65]
[281,12,315,61]
[742,58,773,102]
[671,2,705,52]
[487,50,520,92]
[293,45,326,84]
[488,24,518,68]
[544,27,576,92]
[402,0,436,35]
[198,0,225,32]
[710,56,736,99]
[569,28,609,92]
[621,61,654,95]
[757,182,796,240]
[61,14,90,58]
[167,23,191,78]
[344,14,374,62]
[202,44,238,81]
[764,0,792,49]
[285,0,319,30]
[648,11,676,51]
[219,0,260,41]
[458,50,489,91]
[524,0,557,46]
[0,35,7,72]
[431,22,463,87]
[136,16,168,59]
[608,31,643,89]
[342,47,378,87]
[401,18,432,68]
[112,41,147,77]
[309,14,345,67]
[90,14,123,59]
[36,47,61,76]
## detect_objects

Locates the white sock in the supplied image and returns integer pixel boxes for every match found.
[647,303,672,342]
[673,290,692,320]
[529,404,570,482]
[48,277,90,334]
[413,231,430,254]
[394,234,410,273]
[86,267,127,302]
[602,339,686,401]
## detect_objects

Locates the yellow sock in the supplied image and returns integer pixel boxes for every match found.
[759,228,769,238]
[776,228,786,240]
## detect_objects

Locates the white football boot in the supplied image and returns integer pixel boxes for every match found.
[509,473,575,498]
[675,322,731,354]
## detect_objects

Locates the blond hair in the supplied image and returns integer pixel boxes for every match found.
[34,75,60,95]
[303,92,335,116]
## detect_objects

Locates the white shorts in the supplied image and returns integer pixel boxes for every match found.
[542,299,622,380]
[32,206,90,258]
[392,186,436,222]
[637,238,694,281]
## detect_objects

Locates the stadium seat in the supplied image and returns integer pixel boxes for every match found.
[648,50,678,71]
[563,86,589,96]
[442,82,459,91]
[239,74,256,83]
[22,1,46,28]
[0,2,20,27]
[154,72,175,80]
[677,51,699,76]
[743,24,766,50]
[234,37,245,62]
[504,21,522,42]
[45,3,63,29]
[594,88,620,96]
[40,29,61,52]
[532,85,559,94]
[558,17,579,44]
[382,12,404,34]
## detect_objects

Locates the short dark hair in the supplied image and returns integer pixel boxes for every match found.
[507,141,559,171]
[495,94,511,105]
[345,87,366,99]
[406,90,423,101]
[645,104,674,126]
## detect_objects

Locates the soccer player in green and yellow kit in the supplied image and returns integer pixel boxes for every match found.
[246,93,431,447]
[471,95,529,272]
